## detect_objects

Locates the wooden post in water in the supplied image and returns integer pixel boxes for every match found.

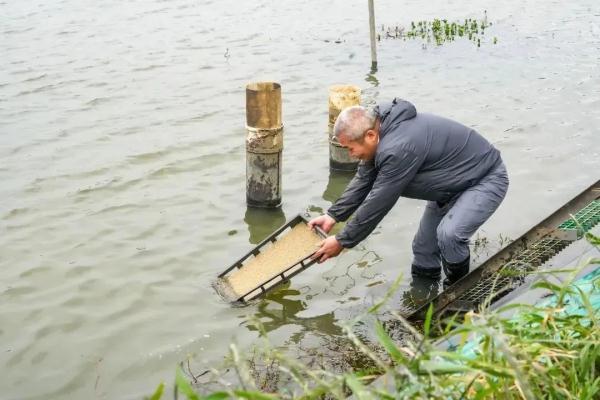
[368,0,377,69]
[245,82,283,208]
[328,85,361,171]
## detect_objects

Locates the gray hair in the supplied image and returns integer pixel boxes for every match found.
[333,105,378,141]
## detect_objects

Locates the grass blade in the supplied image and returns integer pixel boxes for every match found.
[175,367,200,400]
[374,321,407,364]
[424,303,433,338]
[145,382,164,400]
[345,374,372,400]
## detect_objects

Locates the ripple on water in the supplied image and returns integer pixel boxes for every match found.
[74,176,144,197]
[84,97,112,106]
[2,207,33,220]
[90,202,148,216]
[15,84,57,96]
[131,64,167,72]
[18,265,52,279]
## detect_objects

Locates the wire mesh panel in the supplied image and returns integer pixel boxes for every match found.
[443,238,573,313]
[558,200,600,234]
[512,238,570,267]
[457,275,514,303]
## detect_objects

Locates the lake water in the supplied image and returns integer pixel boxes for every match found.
[1,0,599,398]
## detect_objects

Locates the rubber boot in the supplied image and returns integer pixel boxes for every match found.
[442,255,470,286]
[411,264,441,280]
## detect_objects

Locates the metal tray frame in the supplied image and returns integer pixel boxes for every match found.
[216,213,326,303]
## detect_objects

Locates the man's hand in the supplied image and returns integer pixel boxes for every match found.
[312,236,343,263]
[307,214,337,234]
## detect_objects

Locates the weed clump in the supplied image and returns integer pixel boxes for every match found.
[379,11,497,48]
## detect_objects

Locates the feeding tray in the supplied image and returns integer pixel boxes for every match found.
[214,213,326,304]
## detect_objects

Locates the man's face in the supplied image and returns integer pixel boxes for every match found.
[338,129,379,161]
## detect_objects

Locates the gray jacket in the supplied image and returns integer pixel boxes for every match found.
[327,98,502,248]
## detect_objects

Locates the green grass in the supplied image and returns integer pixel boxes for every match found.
[148,233,600,400]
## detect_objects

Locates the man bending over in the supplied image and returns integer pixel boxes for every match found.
[309,98,509,285]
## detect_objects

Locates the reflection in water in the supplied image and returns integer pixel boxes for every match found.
[400,275,441,313]
[307,205,324,215]
[322,250,383,298]
[322,169,355,203]
[362,65,380,108]
[244,207,287,245]
[245,285,343,344]
[365,65,379,87]
[240,287,380,390]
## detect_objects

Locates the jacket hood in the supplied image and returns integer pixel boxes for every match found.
[376,98,417,138]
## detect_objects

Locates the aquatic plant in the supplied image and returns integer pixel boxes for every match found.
[378,12,497,48]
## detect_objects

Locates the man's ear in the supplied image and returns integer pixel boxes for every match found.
[365,129,378,142]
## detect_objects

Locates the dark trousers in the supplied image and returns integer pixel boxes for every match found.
[411,162,509,270]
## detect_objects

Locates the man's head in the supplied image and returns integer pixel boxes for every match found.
[333,106,380,161]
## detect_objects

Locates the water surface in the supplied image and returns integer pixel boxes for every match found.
[1,0,599,398]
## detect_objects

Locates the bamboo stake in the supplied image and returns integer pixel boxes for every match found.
[368,0,378,69]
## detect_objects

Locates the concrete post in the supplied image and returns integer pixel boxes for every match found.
[328,84,361,171]
[245,82,283,208]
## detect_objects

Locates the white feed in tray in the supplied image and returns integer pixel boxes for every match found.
[223,224,323,299]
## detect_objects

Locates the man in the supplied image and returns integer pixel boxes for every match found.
[308,98,509,285]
